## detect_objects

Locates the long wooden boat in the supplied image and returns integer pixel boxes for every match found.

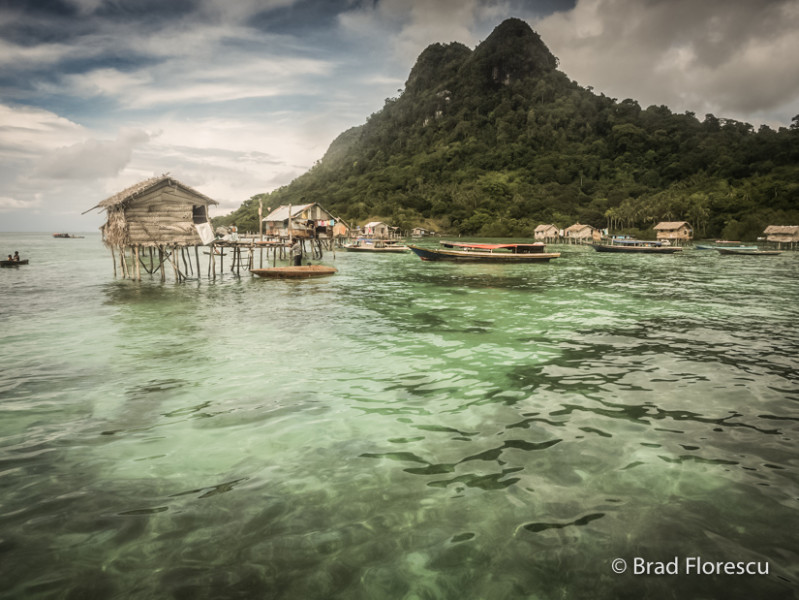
[343,240,409,253]
[52,233,84,238]
[408,242,560,263]
[592,240,682,254]
[1,259,29,267]
[716,248,783,256]
[250,265,337,278]
[696,240,756,250]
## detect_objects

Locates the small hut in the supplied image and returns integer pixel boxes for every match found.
[363,221,391,239]
[763,225,799,248]
[564,223,599,244]
[534,224,559,243]
[262,203,338,241]
[654,221,693,242]
[85,174,218,280]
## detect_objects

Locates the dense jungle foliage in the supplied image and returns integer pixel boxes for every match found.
[216,18,799,240]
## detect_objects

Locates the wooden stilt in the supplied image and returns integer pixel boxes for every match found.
[110,246,117,278]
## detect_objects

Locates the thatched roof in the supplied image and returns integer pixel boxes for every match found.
[654,221,691,230]
[535,223,557,232]
[565,223,594,232]
[763,225,799,234]
[85,174,218,213]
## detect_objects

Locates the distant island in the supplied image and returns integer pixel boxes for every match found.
[216,18,799,241]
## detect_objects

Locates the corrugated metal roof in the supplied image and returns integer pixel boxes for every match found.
[263,203,314,222]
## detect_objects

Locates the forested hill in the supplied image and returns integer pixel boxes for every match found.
[218,18,799,240]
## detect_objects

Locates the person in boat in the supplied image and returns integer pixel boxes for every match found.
[6,255,12,262]
[290,238,302,266]
[13,251,20,262]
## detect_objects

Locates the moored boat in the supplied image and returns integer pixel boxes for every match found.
[52,233,84,238]
[696,240,756,250]
[250,265,337,278]
[408,241,560,263]
[343,239,409,253]
[591,240,682,254]
[716,248,783,256]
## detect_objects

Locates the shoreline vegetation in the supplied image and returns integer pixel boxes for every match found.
[214,18,799,242]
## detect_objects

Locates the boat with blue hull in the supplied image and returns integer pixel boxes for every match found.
[696,240,757,251]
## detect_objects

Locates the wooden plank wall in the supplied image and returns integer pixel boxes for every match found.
[125,183,211,246]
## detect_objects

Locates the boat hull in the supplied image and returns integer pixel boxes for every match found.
[697,245,757,251]
[717,249,782,256]
[592,244,682,254]
[408,245,559,263]
[1,259,28,267]
[343,245,409,253]
[250,265,337,278]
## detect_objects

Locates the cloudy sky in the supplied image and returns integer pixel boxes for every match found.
[2,0,798,232]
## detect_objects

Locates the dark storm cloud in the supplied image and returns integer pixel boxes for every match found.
[537,0,799,124]
[1,0,798,231]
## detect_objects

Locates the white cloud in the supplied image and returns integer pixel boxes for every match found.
[0,195,36,211]
[0,104,87,159]
[34,128,151,180]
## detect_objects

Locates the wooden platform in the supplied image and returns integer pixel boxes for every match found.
[250,265,337,278]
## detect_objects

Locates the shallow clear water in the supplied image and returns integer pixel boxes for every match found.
[1,233,797,599]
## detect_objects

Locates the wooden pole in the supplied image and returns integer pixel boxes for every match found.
[120,245,128,279]
[259,200,264,268]
[110,246,117,277]
[195,246,201,279]
[181,247,190,276]
[210,245,214,280]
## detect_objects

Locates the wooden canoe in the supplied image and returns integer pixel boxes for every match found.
[250,265,337,278]
[716,248,783,256]
[1,259,28,267]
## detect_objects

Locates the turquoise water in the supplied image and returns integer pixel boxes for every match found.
[1,233,797,600]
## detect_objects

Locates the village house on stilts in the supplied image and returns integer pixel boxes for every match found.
[85,174,218,281]
[262,202,341,259]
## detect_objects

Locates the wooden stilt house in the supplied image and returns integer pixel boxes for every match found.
[763,225,799,248]
[564,223,599,244]
[262,203,338,241]
[534,224,559,243]
[85,174,218,281]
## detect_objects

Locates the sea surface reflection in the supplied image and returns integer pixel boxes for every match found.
[0,234,797,599]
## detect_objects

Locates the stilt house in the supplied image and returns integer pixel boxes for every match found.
[84,174,218,280]
[763,225,799,246]
[654,221,693,242]
[87,174,218,248]
[263,203,338,240]
[534,224,559,242]
[564,223,599,243]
